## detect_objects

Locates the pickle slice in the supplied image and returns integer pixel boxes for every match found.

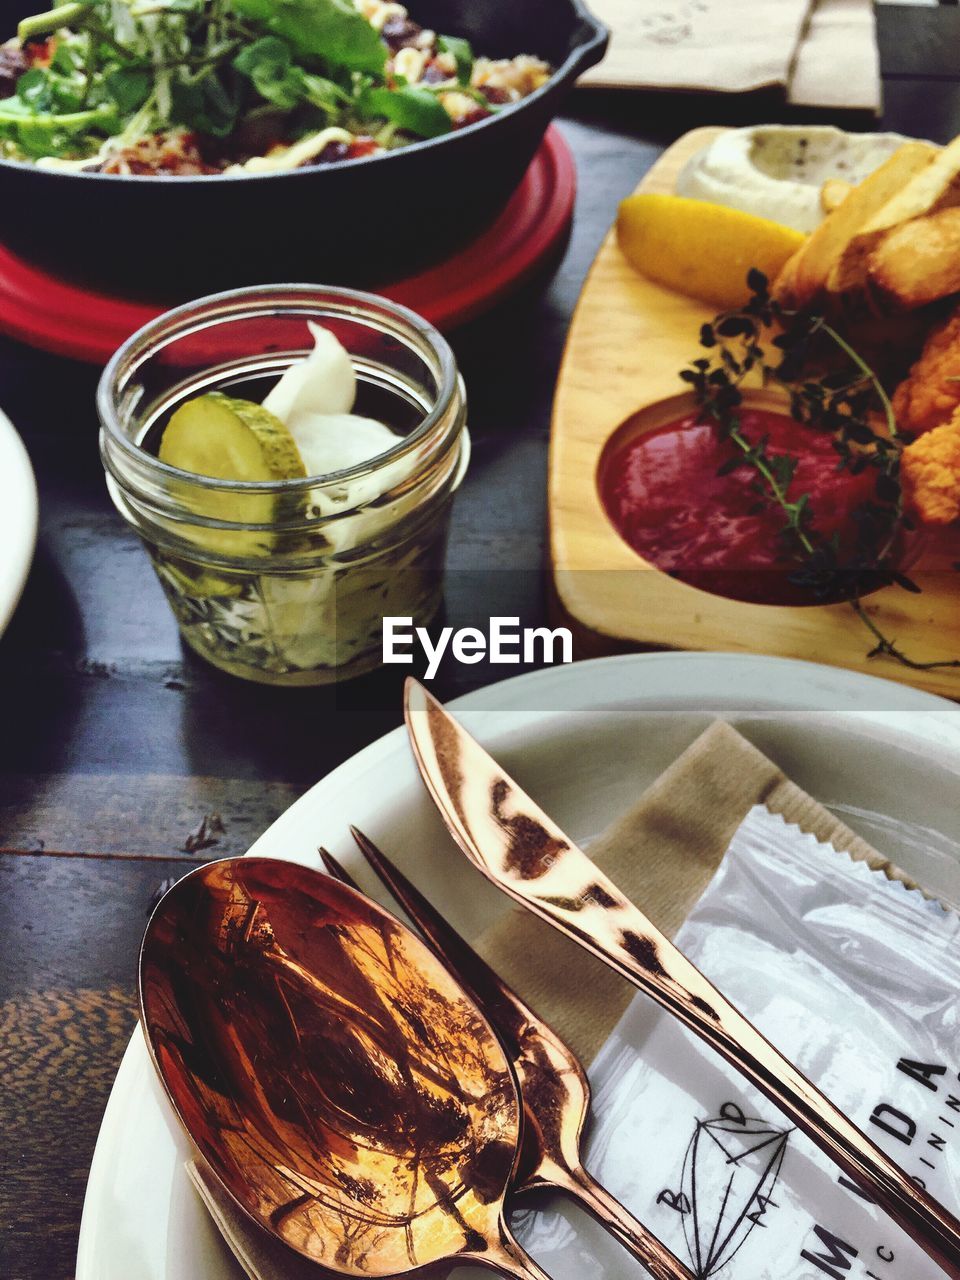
[157,392,307,564]
[159,392,307,483]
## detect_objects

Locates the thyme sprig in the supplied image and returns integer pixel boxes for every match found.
[682,270,960,672]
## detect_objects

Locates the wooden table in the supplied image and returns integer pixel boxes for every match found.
[1,7,957,1277]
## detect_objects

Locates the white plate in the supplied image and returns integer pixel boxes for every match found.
[0,405,37,635]
[76,654,960,1280]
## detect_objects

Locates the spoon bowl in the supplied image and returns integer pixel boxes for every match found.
[139,857,552,1279]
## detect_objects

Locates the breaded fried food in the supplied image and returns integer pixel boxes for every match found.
[774,141,938,309]
[821,178,853,215]
[902,406,960,524]
[772,246,803,310]
[829,134,960,297]
[869,207,960,310]
[892,305,960,435]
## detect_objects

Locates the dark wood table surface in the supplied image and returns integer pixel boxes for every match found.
[2,7,959,1277]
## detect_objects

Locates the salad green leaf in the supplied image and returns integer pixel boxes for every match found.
[170,70,241,136]
[233,38,346,113]
[15,67,54,107]
[50,38,85,76]
[437,34,473,87]
[361,82,451,138]
[234,37,304,110]
[0,94,115,156]
[231,0,387,75]
[105,67,152,114]
[17,64,86,113]
[301,71,346,114]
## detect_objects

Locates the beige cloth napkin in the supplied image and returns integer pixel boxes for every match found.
[188,1162,322,1280]
[578,0,881,113]
[187,719,925,1277]
[577,0,815,93]
[787,0,882,111]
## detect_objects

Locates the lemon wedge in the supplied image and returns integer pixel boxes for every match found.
[616,194,806,309]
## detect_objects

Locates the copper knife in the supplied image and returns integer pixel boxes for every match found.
[403,676,960,1279]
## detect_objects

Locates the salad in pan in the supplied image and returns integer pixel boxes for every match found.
[0,0,550,174]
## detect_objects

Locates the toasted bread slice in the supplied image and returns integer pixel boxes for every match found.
[830,135,960,296]
[790,141,938,307]
[869,206,960,310]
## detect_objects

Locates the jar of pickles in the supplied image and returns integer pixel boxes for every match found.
[98,286,469,685]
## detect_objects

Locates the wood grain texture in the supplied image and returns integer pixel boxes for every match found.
[0,855,195,1280]
[549,126,960,699]
[0,986,138,1280]
[0,771,299,858]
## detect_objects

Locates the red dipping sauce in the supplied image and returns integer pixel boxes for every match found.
[599,407,880,606]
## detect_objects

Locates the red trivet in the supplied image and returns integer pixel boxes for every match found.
[0,126,574,364]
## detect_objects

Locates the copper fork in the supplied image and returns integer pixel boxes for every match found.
[319,831,694,1280]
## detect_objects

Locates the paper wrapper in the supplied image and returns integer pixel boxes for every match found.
[517,804,960,1277]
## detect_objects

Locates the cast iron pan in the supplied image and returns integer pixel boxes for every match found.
[0,0,607,300]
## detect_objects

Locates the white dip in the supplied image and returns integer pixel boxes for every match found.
[263,321,400,478]
[676,125,916,232]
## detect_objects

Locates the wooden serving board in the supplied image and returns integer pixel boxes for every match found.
[549,127,960,700]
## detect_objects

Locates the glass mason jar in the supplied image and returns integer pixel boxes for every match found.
[98,286,469,686]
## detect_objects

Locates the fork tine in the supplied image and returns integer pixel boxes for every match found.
[326,834,515,1034]
[318,846,362,893]
[349,826,527,1046]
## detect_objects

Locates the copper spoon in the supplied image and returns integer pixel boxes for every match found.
[319,833,693,1280]
[404,677,960,1279]
[139,856,554,1280]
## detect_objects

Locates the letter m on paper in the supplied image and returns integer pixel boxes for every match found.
[800,1225,858,1278]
